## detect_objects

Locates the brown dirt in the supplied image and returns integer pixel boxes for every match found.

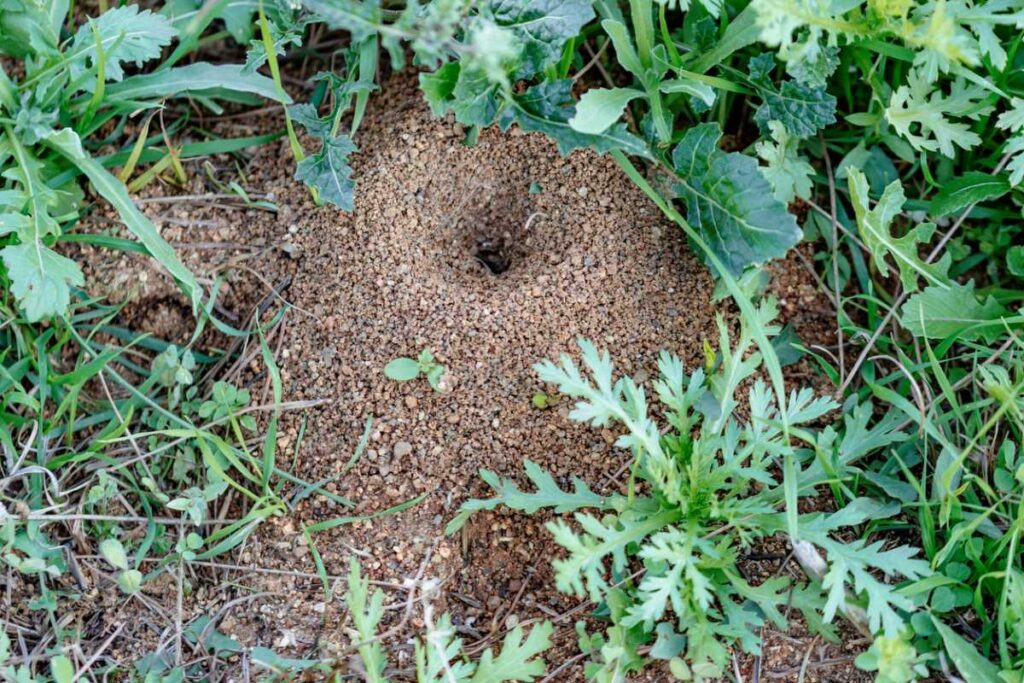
[74,71,867,681]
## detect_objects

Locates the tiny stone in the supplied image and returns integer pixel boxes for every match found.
[394,441,413,458]
[405,396,418,409]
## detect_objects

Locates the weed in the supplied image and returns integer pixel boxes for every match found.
[385,348,447,392]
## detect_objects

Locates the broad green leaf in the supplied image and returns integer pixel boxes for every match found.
[500,80,651,158]
[51,655,74,683]
[1,243,83,322]
[99,538,129,570]
[117,569,143,594]
[299,0,381,43]
[45,129,201,309]
[452,67,501,126]
[569,87,643,134]
[848,168,949,292]
[933,619,1001,683]
[419,62,460,117]
[900,281,1011,342]
[384,357,421,382]
[753,80,836,137]
[104,63,290,104]
[671,122,801,275]
[488,0,595,78]
[294,135,358,211]
[929,171,1011,217]
[68,5,176,86]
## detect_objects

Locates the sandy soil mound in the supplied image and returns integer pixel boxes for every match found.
[77,72,857,680]
[223,73,718,663]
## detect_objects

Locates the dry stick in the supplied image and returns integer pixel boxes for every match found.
[836,151,1014,397]
[819,134,846,385]
[70,623,124,683]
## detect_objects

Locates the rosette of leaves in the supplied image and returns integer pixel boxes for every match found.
[449,300,932,680]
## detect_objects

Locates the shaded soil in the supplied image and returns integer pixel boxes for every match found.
[73,72,862,680]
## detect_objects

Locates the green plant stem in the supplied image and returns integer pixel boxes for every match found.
[629,0,654,70]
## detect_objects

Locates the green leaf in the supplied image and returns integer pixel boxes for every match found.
[471,621,553,682]
[445,460,616,534]
[755,121,814,203]
[289,103,332,140]
[117,568,143,594]
[1008,246,1024,278]
[885,73,986,158]
[299,0,381,43]
[933,619,1001,683]
[294,135,358,211]
[69,5,176,86]
[569,87,643,135]
[847,168,948,292]
[99,538,128,570]
[900,281,1011,343]
[345,558,389,680]
[44,128,201,310]
[600,19,642,77]
[419,62,460,117]
[51,655,74,683]
[753,80,836,137]
[929,172,1011,217]
[1,243,84,322]
[488,0,595,78]
[671,122,801,275]
[104,63,291,104]
[384,357,421,382]
[501,80,651,159]
[452,67,501,126]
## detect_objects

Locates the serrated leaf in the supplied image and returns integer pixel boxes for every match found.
[671,122,801,275]
[445,460,615,534]
[755,120,814,203]
[848,168,948,292]
[753,79,836,137]
[289,103,332,140]
[885,73,987,158]
[1,243,84,322]
[69,5,176,86]
[933,619,1001,683]
[294,135,357,211]
[501,80,651,158]
[930,172,1011,217]
[900,281,1011,342]
[569,87,643,135]
[488,0,595,78]
[471,622,553,683]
